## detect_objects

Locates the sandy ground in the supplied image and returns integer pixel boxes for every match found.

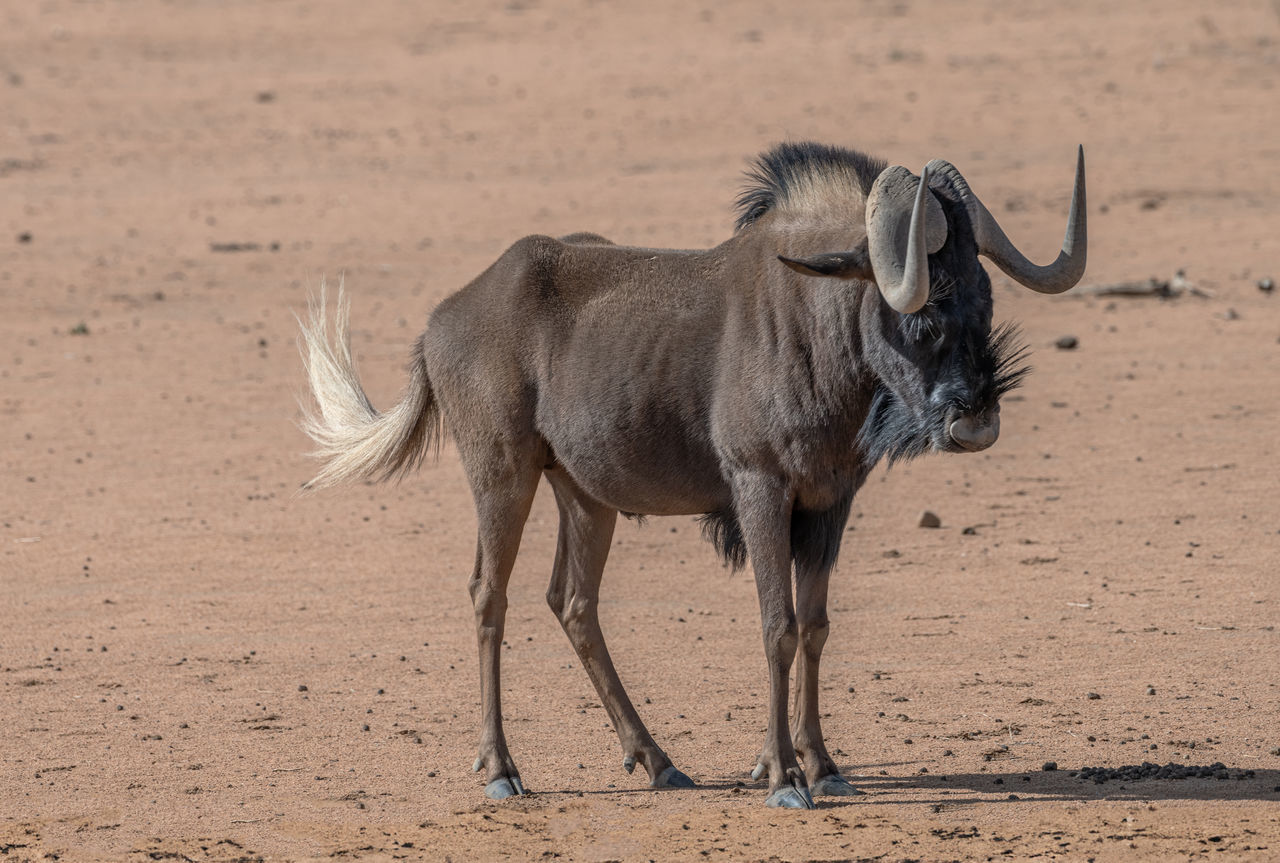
[3,0,1280,860]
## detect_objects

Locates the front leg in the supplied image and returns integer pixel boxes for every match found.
[791,549,863,797]
[732,472,814,810]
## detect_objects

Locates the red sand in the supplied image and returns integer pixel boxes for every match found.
[3,1,1278,859]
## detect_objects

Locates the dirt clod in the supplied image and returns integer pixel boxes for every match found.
[1076,762,1254,784]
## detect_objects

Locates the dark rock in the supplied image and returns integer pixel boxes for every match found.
[1055,335,1078,350]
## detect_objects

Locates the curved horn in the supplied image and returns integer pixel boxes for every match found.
[928,146,1087,294]
[866,164,946,314]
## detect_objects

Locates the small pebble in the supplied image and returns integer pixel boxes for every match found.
[1055,335,1078,350]
[918,510,941,529]
[1042,761,1058,772]
[1087,692,1101,700]
[1147,686,1156,695]
[298,685,308,692]
[1258,277,1274,294]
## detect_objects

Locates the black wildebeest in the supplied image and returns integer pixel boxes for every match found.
[298,141,1086,808]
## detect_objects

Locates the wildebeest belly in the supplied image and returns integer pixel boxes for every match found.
[535,357,728,516]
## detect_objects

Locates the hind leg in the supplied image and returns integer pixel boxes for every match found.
[462,445,542,799]
[544,469,694,789]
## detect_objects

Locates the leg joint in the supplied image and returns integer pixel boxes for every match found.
[798,618,830,654]
[763,615,799,664]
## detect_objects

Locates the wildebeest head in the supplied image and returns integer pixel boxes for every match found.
[763,144,1087,463]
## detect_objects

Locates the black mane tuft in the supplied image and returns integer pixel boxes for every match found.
[734,141,887,232]
[698,498,855,576]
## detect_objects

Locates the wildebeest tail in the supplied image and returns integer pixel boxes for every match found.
[296,281,441,490]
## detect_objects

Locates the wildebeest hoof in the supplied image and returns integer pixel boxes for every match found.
[622,755,637,774]
[652,765,696,788]
[484,776,526,799]
[810,773,864,796]
[765,784,816,809]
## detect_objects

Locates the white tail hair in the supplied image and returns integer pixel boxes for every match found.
[296,280,439,490]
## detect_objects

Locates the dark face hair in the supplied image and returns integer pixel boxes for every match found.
[857,193,1029,465]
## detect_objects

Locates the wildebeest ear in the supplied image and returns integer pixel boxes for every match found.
[777,248,874,281]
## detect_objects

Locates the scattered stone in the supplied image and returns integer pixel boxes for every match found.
[297,684,308,692]
[209,241,263,253]
[961,526,978,535]
[1147,686,1157,696]
[1087,692,1101,700]
[256,90,276,103]
[1042,761,1058,772]
[1079,273,1211,299]
[69,322,89,336]
[918,510,942,529]
[17,231,32,243]
[1055,335,1079,350]
[1258,277,1274,294]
